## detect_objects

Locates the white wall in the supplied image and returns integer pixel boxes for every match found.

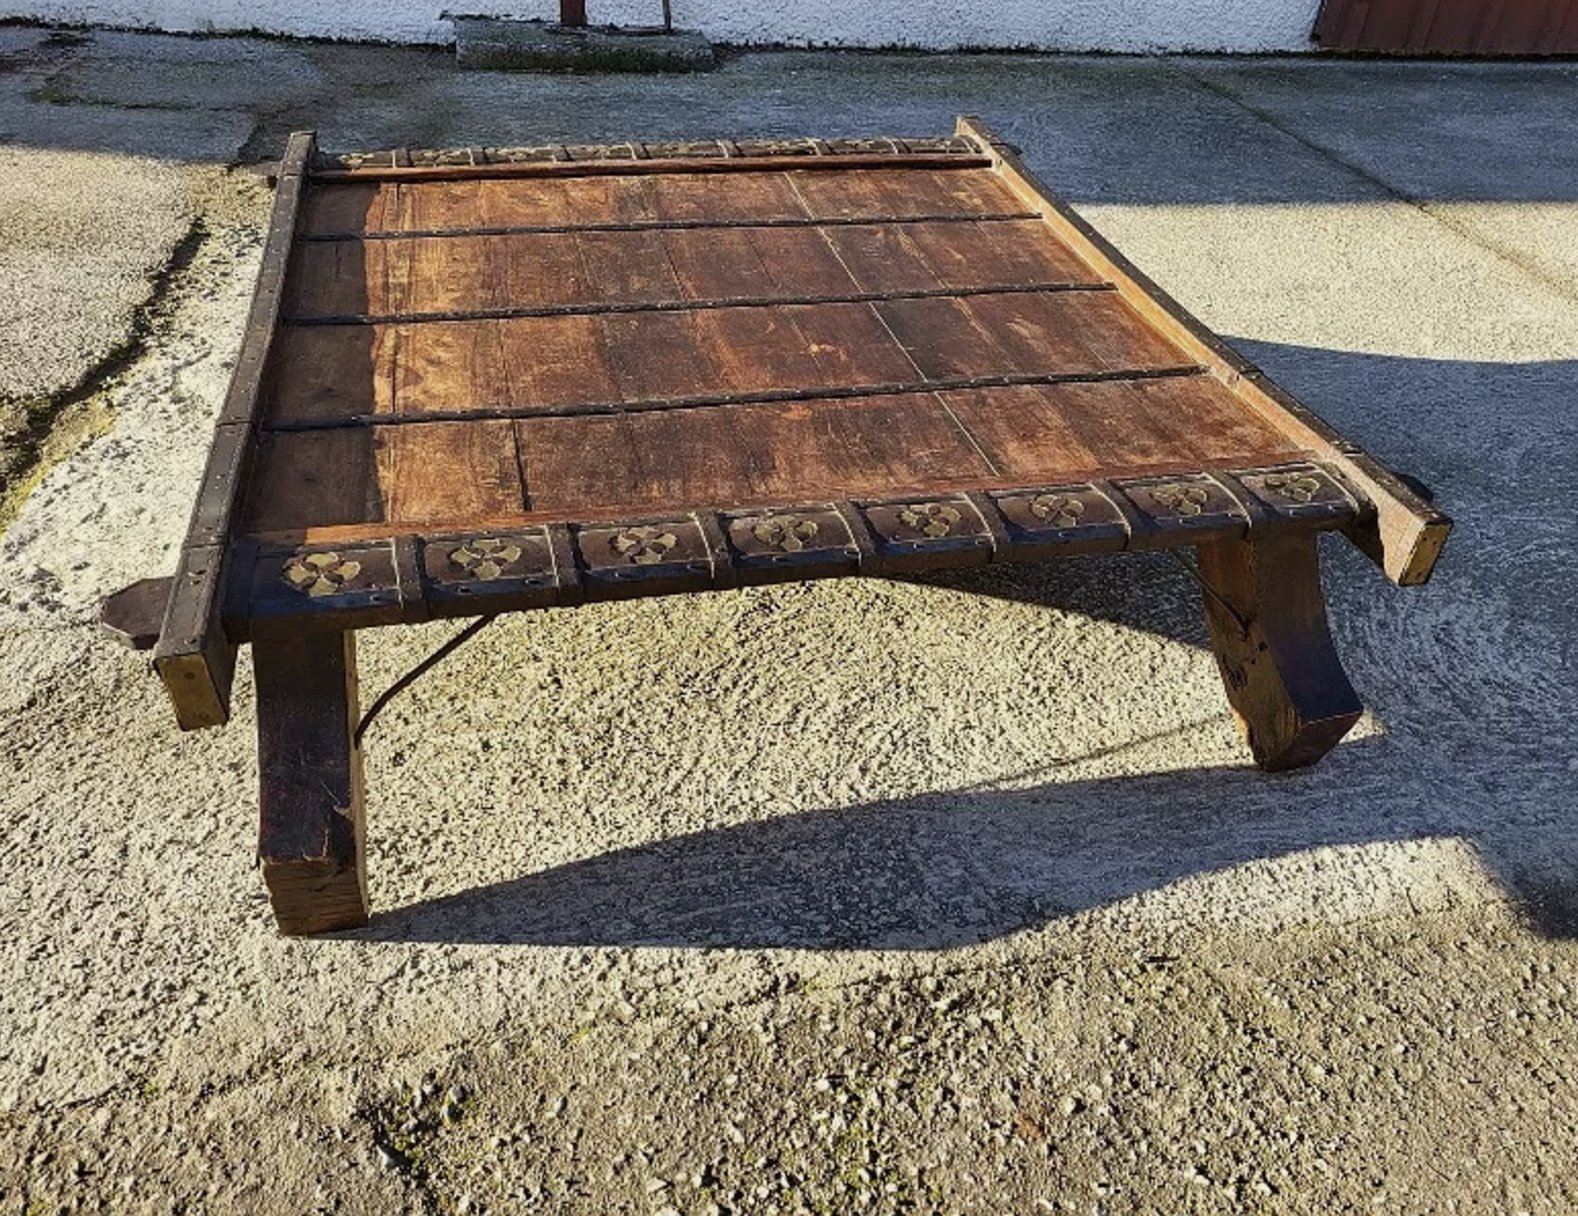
[2,0,1323,52]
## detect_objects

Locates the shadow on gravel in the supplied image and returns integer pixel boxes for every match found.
[368,710,1577,947]
[367,726,1574,948]
[366,341,1578,948]
[370,741,1374,949]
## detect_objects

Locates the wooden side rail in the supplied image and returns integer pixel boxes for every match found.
[151,131,316,729]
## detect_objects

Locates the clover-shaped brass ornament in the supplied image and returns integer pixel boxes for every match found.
[449,538,523,581]
[751,515,820,553]
[896,503,961,538]
[1149,484,1211,518]
[281,551,362,598]
[612,526,678,565]
[1261,472,1324,504]
[1028,494,1086,528]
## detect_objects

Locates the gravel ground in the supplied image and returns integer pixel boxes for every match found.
[1,30,1577,1215]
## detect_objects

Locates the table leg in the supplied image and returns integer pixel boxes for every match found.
[253,631,369,934]
[1196,531,1362,772]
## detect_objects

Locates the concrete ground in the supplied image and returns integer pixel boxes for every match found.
[2,27,1577,1215]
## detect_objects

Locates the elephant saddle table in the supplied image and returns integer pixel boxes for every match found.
[100,117,1451,934]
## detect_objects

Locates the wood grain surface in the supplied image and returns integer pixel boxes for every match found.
[243,152,1417,553]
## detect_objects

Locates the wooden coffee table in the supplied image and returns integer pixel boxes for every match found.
[108,118,1450,933]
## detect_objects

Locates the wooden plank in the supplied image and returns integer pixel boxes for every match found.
[300,182,394,236]
[244,422,525,532]
[1482,0,1550,51]
[313,152,995,184]
[376,420,527,524]
[302,169,1037,237]
[778,301,921,387]
[517,393,995,515]
[959,291,1190,372]
[266,326,390,423]
[264,367,1206,433]
[956,116,1450,585]
[1547,0,1578,50]
[1339,0,1372,46]
[686,307,843,396]
[868,294,1022,381]
[153,129,315,730]
[1311,0,1337,40]
[660,226,856,298]
[942,379,1305,482]
[287,238,381,320]
[1468,0,1510,51]
[1311,0,1342,40]
[288,218,1098,321]
[1534,0,1573,50]
[897,220,1103,288]
[287,280,1103,329]
[493,315,623,414]
[244,428,383,533]
[399,175,654,232]
[674,301,925,400]
[270,314,632,424]
[646,171,807,221]
[874,292,1186,381]
[276,318,567,424]
[786,166,1024,218]
[270,299,1014,424]
[596,310,730,402]
[820,219,1105,293]
[1315,0,1578,50]
[291,232,606,319]
[411,318,512,418]
[1403,0,1444,48]
[651,232,898,396]
[820,222,945,292]
[577,299,940,399]
[1421,0,1479,49]
[574,228,684,303]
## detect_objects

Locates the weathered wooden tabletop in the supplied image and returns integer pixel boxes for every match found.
[136,118,1451,929]
[160,120,1448,730]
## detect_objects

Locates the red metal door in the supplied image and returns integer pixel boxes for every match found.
[1313,0,1578,52]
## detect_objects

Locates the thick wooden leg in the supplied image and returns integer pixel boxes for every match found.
[1196,530,1362,772]
[253,631,369,934]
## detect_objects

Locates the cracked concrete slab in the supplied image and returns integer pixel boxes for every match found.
[2,28,1577,1215]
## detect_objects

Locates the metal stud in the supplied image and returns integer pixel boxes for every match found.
[280,552,363,598]
[611,526,679,565]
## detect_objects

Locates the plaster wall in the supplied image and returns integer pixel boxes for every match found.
[1,0,1324,52]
